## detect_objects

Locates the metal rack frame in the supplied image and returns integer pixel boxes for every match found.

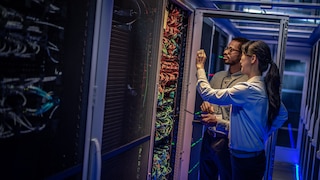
[176,7,289,179]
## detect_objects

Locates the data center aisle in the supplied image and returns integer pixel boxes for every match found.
[272,161,297,180]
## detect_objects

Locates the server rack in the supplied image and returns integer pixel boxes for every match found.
[0,0,97,179]
[152,2,190,179]
[299,39,320,180]
[89,0,166,179]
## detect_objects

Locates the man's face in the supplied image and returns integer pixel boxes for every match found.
[223,40,241,65]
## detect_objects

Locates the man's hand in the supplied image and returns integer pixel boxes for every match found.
[196,49,206,69]
[200,101,214,113]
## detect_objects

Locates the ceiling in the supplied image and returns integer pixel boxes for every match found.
[186,0,320,46]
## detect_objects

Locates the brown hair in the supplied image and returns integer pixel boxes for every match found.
[242,40,281,128]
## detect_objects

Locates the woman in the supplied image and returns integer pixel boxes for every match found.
[196,40,288,180]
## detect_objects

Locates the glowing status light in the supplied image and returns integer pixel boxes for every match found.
[288,124,295,148]
[295,164,300,180]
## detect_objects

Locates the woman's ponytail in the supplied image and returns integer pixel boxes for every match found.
[265,62,281,128]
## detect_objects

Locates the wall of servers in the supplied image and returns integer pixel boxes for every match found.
[299,39,320,180]
[1,0,320,179]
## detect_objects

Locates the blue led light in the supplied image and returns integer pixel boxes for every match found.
[295,164,300,180]
[288,123,295,148]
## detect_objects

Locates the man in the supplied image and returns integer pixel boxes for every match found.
[199,37,249,180]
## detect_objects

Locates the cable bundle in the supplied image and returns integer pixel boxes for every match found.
[0,77,60,138]
[153,4,186,179]
[152,145,172,180]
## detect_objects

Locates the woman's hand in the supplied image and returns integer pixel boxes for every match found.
[196,49,206,69]
[201,113,217,126]
[200,101,216,126]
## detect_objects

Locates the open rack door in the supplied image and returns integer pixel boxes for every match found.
[178,8,288,180]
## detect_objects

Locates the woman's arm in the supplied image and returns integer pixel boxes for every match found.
[268,102,288,135]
